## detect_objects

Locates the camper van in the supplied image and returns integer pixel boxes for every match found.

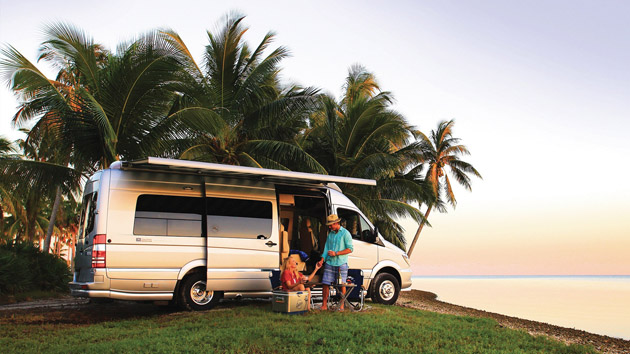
[69,157,412,310]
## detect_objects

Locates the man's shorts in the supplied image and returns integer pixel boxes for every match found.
[322,263,349,285]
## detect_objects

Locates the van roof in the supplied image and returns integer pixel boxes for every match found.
[116,157,377,187]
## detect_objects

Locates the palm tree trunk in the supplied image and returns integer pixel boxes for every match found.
[0,205,4,238]
[27,217,36,244]
[407,204,433,257]
[25,197,38,243]
[43,186,62,253]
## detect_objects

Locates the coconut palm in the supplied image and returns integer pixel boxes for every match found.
[304,66,428,248]
[1,23,198,245]
[49,198,79,261]
[1,24,102,246]
[406,120,482,256]
[164,13,323,171]
[0,129,81,244]
[1,23,196,170]
[0,136,16,240]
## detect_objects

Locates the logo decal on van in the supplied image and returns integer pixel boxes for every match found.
[136,237,152,242]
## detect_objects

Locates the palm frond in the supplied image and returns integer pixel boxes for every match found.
[161,29,204,79]
[168,106,225,136]
[443,174,457,207]
[246,140,327,174]
[237,152,264,168]
[0,45,68,126]
[0,158,81,199]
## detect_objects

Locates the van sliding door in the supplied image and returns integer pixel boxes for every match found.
[204,179,279,292]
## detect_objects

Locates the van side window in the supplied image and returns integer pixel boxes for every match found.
[337,208,373,242]
[134,195,203,236]
[134,195,272,239]
[206,198,272,239]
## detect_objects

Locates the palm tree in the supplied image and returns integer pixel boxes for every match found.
[49,198,79,262]
[2,26,102,246]
[1,23,195,246]
[1,23,194,170]
[0,129,81,244]
[407,120,482,256]
[304,66,428,248]
[164,13,323,171]
[0,136,16,240]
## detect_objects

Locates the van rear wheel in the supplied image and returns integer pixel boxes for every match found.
[179,273,222,311]
[370,273,400,305]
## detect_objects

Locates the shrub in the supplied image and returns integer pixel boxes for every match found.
[0,242,71,296]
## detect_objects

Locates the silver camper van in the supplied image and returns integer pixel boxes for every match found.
[69,157,412,310]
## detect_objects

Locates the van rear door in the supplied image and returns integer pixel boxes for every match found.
[73,174,101,283]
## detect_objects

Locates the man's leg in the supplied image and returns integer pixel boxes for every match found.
[322,284,329,310]
[321,263,336,310]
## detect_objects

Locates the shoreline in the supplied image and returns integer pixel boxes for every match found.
[398,289,629,354]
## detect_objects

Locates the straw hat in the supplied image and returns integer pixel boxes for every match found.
[326,214,341,226]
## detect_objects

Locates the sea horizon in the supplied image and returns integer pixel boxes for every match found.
[411,275,630,340]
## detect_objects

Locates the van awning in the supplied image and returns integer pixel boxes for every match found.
[118,157,377,186]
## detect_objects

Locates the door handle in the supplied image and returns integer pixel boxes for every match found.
[265,241,277,247]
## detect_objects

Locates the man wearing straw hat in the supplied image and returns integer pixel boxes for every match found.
[316,214,353,310]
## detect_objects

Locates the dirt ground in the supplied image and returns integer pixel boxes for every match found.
[1,292,628,353]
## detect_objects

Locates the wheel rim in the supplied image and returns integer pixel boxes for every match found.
[379,280,395,301]
[190,280,214,305]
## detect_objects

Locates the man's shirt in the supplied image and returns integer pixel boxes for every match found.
[322,225,353,266]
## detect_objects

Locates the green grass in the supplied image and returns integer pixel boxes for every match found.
[0,303,596,353]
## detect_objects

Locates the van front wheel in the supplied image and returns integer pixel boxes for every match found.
[370,273,400,305]
[179,273,222,311]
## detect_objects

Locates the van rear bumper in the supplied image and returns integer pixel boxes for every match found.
[69,282,173,300]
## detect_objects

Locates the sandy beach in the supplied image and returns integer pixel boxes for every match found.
[399,289,630,354]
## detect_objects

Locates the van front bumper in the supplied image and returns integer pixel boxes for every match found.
[399,268,413,290]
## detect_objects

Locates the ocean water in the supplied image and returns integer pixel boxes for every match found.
[411,275,630,340]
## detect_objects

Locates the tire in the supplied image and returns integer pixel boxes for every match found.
[370,272,400,305]
[179,272,223,311]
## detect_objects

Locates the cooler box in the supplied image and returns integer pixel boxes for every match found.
[272,290,308,314]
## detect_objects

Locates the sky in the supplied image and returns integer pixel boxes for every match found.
[1,0,628,275]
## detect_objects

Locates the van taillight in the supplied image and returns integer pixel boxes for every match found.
[92,234,106,268]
